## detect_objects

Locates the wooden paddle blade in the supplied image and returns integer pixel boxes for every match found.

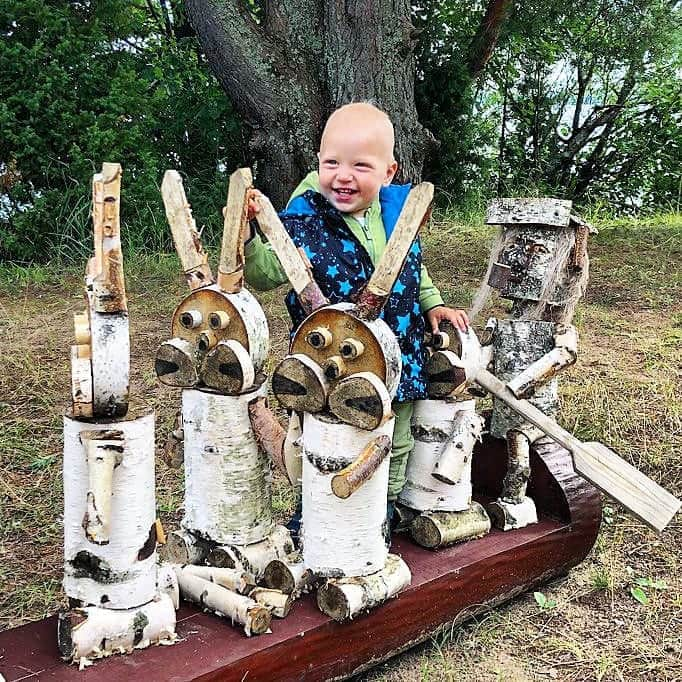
[161,170,213,289]
[218,168,252,293]
[271,354,328,413]
[355,182,434,320]
[201,339,255,394]
[474,367,680,533]
[327,371,393,430]
[255,195,328,313]
[578,442,680,533]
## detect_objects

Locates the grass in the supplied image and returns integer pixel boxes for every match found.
[1,213,681,681]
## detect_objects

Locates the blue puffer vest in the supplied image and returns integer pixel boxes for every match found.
[279,186,428,402]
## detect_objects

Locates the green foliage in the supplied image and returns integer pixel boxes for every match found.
[0,0,243,262]
[533,591,557,610]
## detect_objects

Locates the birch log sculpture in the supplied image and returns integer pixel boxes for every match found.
[60,163,176,665]
[450,199,681,533]
[156,169,296,633]
[253,184,434,620]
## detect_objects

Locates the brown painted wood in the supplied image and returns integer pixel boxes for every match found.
[0,436,600,682]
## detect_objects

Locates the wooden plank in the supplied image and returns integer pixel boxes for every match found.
[0,438,600,682]
[161,170,214,290]
[486,198,572,227]
[355,182,433,320]
[475,368,681,532]
[217,168,252,293]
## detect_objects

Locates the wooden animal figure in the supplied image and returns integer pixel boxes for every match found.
[426,199,679,534]
[253,185,434,621]
[59,163,177,665]
[156,169,293,636]
[397,324,490,549]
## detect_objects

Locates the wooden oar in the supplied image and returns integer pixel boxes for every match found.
[354,182,434,320]
[161,170,214,290]
[472,364,680,533]
[255,195,328,314]
[217,167,253,293]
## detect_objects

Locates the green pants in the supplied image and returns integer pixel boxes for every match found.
[388,401,414,500]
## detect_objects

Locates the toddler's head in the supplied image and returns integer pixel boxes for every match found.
[318,103,398,218]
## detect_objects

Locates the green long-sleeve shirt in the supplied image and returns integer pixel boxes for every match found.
[244,172,444,312]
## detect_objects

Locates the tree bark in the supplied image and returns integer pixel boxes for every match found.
[185,0,434,203]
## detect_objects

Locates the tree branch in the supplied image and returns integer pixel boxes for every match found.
[466,0,513,79]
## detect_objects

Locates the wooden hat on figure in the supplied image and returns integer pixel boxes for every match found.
[254,185,434,621]
[60,163,177,665]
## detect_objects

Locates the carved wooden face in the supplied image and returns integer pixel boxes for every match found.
[272,304,400,430]
[489,227,563,301]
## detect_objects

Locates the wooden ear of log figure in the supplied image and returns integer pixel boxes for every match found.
[217,168,252,293]
[161,170,214,290]
[254,194,329,314]
[354,182,433,321]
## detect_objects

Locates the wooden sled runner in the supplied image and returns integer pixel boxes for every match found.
[0,433,600,681]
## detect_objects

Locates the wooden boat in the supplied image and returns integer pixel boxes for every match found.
[0,434,600,681]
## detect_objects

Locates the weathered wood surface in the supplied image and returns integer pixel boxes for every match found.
[161,170,214,290]
[217,168,252,293]
[327,371,393,430]
[355,182,434,321]
[486,198,572,227]
[0,437,600,681]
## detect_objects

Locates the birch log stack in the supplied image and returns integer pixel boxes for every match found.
[60,163,176,665]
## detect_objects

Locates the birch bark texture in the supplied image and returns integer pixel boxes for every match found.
[181,383,274,546]
[302,413,393,577]
[63,411,158,609]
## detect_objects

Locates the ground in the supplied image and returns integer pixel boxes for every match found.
[0,215,680,681]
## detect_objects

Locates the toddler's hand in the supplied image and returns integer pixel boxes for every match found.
[246,189,262,222]
[426,305,469,333]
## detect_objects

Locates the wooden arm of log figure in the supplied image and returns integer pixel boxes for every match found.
[255,194,329,314]
[81,430,124,545]
[217,168,252,293]
[506,325,578,399]
[355,182,434,321]
[90,163,127,313]
[451,329,681,533]
[331,435,392,499]
[161,170,213,290]
[248,396,287,474]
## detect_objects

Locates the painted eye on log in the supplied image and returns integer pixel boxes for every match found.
[208,311,230,330]
[339,338,364,359]
[180,310,203,329]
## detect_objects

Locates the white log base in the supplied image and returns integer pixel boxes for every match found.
[485,198,573,227]
[173,564,252,595]
[155,337,198,387]
[399,400,479,513]
[207,525,294,583]
[57,593,177,665]
[271,353,328,414]
[488,496,538,531]
[63,411,158,609]
[302,413,393,577]
[316,554,411,622]
[173,569,271,636]
[249,587,294,618]
[263,555,315,595]
[160,529,209,565]
[409,502,491,549]
[200,339,255,394]
[182,383,274,547]
[327,371,393,430]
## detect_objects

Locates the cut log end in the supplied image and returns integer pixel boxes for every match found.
[245,604,271,635]
[410,503,491,549]
[316,582,350,622]
[200,339,254,394]
[160,530,208,565]
[155,339,197,387]
[327,372,392,430]
[272,354,327,413]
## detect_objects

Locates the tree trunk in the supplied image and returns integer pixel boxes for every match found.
[184,0,434,203]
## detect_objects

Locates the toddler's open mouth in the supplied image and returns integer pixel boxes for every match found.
[333,187,357,196]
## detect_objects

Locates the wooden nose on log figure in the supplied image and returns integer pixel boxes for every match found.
[60,163,177,666]
[427,201,680,536]
[156,169,295,636]
[397,325,490,549]
[254,184,434,621]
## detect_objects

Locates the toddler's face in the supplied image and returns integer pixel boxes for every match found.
[318,123,397,218]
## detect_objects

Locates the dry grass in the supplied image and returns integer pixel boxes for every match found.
[0,214,680,681]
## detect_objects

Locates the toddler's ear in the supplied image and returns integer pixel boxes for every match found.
[384,160,398,185]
